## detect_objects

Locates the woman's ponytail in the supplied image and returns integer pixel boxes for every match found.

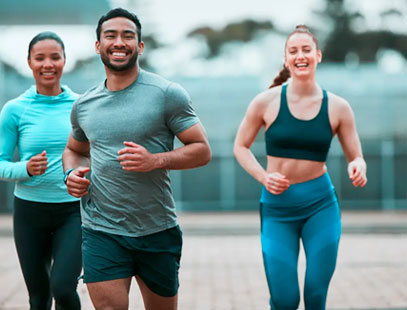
[269,66,290,88]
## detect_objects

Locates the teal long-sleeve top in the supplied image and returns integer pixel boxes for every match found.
[0,85,80,203]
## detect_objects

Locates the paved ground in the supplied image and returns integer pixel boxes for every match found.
[0,211,406,310]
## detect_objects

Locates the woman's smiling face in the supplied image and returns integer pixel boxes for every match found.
[284,32,321,79]
[28,39,65,89]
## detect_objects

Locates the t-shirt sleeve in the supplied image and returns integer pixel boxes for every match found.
[165,83,200,135]
[0,102,30,180]
[70,100,88,142]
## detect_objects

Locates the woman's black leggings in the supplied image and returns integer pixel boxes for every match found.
[13,197,82,310]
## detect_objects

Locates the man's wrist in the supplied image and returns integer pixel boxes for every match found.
[153,153,165,169]
[63,168,75,184]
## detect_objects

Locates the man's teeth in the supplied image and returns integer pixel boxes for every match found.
[42,72,54,75]
[112,52,126,57]
[296,64,308,67]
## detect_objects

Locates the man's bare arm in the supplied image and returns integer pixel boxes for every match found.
[62,134,91,197]
[62,134,90,172]
[117,123,211,172]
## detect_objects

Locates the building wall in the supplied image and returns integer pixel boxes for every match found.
[0,62,406,212]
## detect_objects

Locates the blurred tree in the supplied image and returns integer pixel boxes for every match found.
[352,30,406,62]
[380,8,404,18]
[314,0,407,62]
[139,34,161,71]
[187,20,274,57]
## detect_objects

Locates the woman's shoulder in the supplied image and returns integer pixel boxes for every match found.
[326,90,349,107]
[326,90,354,120]
[1,87,35,114]
[251,85,282,108]
[243,85,282,122]
[258,85,282,100]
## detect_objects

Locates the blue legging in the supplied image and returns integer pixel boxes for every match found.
[260,173,341,310]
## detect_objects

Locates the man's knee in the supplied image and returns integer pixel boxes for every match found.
[86,279,131,310]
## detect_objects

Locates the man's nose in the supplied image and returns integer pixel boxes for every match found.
[113,36,125,47]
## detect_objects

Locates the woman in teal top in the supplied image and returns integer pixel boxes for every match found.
[0,32,82,310]
[234,25,367,310]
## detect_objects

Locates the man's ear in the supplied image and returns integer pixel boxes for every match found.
[138,41,144,55]
[95,41,100,55]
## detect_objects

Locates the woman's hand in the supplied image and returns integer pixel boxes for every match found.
[264,172,290,195]
[27,150,48,176]
[348,157,367,187]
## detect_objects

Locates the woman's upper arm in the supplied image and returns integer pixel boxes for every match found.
[234,95,267,149]
[335,98,363,161]
[0,103,18,161]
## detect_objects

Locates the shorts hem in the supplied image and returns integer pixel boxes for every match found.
[83,272,135,284]
[137,274,178,297]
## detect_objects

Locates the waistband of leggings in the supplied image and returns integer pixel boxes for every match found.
[260,172,335,206]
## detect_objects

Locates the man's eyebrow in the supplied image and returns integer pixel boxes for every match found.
[103,29,136,34]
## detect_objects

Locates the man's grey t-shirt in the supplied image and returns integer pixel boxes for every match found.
[71,69,199,237]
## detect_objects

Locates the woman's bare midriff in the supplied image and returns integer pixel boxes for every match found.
[266,156,327,184]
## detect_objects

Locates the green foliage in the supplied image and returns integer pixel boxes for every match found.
[142,34,161,50]
[139,34,161,71]
[315,0,407,62]
[325,31,407,62]
[187,19,274,57]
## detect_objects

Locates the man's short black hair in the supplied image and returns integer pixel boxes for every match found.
[96,8,142,42]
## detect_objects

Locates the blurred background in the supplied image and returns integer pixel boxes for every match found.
[0,1,406,309]
[0,0,406,213]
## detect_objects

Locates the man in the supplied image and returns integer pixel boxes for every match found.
[62,8,211,310]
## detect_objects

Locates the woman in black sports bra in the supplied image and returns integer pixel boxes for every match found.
[234,25,367,310]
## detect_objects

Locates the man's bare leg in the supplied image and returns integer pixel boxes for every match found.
[87,277,132,310]
[136,275,178,310]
